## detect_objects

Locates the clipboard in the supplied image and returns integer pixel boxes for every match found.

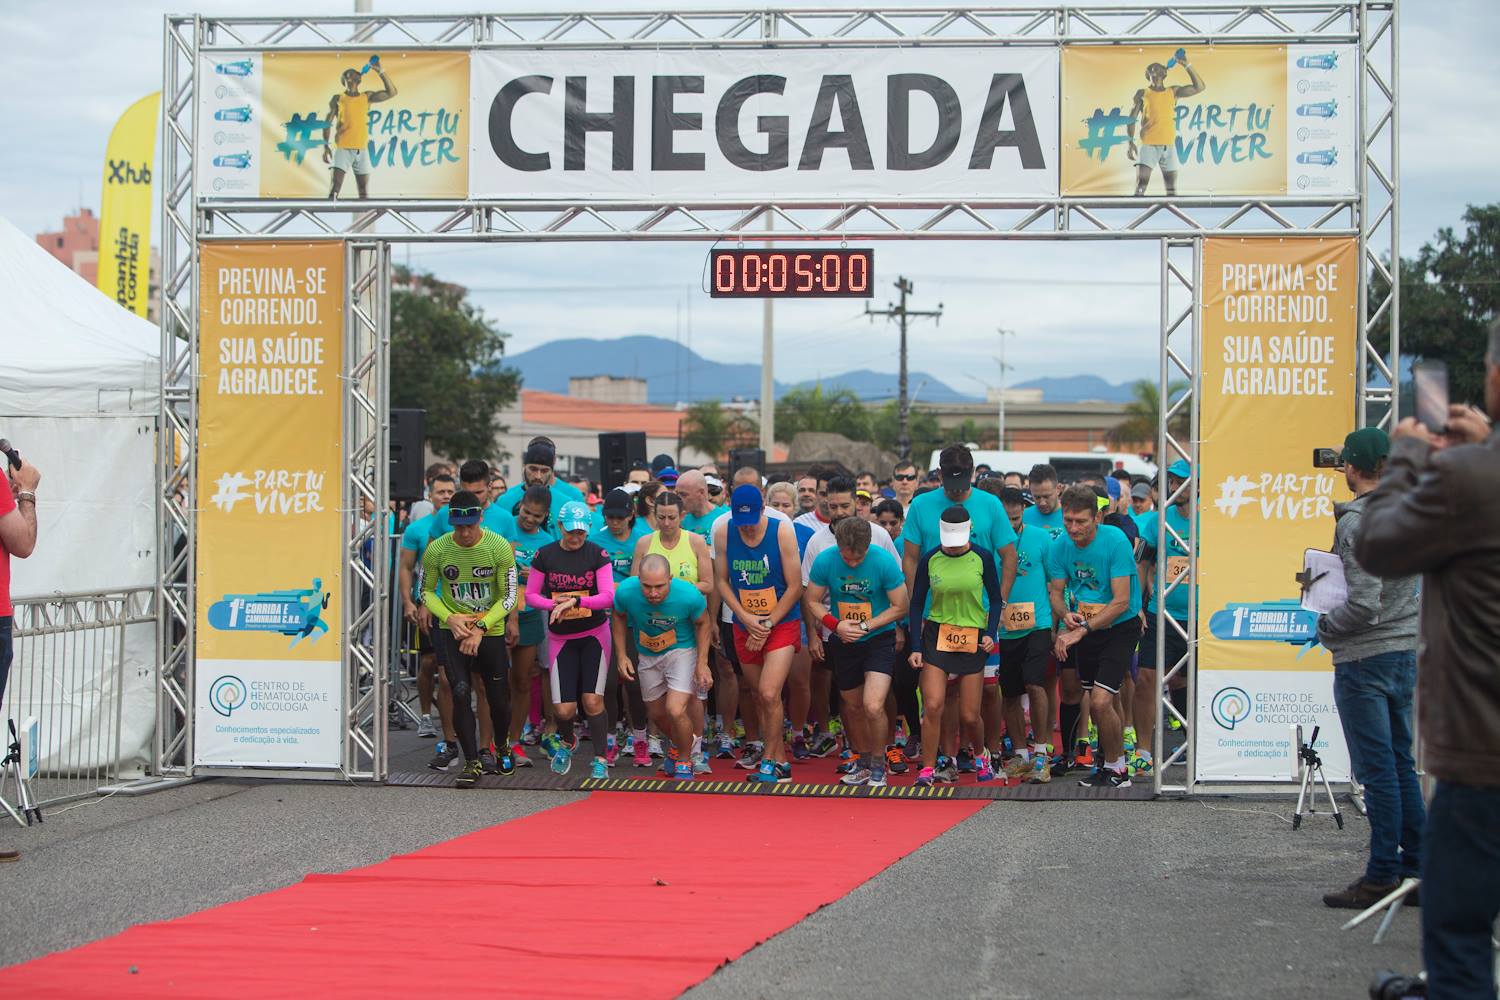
[1298,549,1347,614]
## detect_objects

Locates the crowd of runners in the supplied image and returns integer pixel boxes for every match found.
[397,436,1192,791]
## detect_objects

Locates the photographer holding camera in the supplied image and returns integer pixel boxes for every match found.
[1316,427,1423,910]
[0,447,40,864]
[1356,321,1500,1000]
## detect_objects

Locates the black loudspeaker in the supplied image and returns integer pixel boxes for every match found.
[390,408,427,502]
[599,431,647,491]
[729,448,766,476]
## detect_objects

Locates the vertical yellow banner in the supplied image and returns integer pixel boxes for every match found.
[196,242,345,768]
[1196,237,1356,780]
[97,92,160,317]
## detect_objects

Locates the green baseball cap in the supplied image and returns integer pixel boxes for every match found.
[1340,427,1390,473]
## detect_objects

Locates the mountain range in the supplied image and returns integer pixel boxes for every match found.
[503,335,1139,405]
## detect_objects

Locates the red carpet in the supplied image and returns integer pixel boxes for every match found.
[2,792,984,999]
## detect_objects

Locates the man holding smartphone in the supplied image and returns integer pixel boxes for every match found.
[1316,428,1423,909]
[0,451,41,863]
[1355,323,1500,1000]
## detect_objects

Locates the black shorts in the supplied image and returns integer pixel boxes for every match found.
[997,629,1050,697]
[1138,612,1189,672]
[549,635,608,705]
[1075,619,1142,695]
[432,629,510,684]
[826,630,898,692]
[717,619,742,676]
[920,620,988,676]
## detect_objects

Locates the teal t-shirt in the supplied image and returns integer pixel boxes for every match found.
[901,487,1018,558]
[614,576,706,656]
[1000,523,1054,639]
[1137,503,1196,621]
[681,506,728,548]
[494,478,583,538]
[1022,505,1066,541]
[808,545,905,639]
[400,511,440,600]
[590,521,650,581]
[502,523,554,622]
[1043,524,1141,620]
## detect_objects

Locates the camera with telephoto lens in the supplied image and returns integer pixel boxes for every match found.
[1369,970,1425,999]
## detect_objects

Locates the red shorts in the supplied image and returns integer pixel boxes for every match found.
[733,620,802,667]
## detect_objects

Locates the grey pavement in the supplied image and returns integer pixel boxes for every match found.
[0,778,1421,998]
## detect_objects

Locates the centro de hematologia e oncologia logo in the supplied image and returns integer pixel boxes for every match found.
[209,675,248,718]
[1211,686,1252,730]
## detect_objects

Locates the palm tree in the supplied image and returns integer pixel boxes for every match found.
[1106,379,1189,450]
[680,399,757,462]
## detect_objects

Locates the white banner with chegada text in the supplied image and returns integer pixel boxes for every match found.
[468,47,1059,200]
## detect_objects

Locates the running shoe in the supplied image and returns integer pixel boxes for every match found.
[956,748,977,773]
[455,759,483,788]
[914,767,935,788]
[884,744,909,775]
[539,732,564,761]
[1027,756,1052,784]
[1074,742,1094,767]
[551,744,573,776]
[633,738,652,768]
[479,748,499,774]
[791,734,810,761]
[934,757,958,784]
[774,762,793,783]
[828,718,844,737]
[835,758,857,775]
[1079,767,1131,789]
[733,720,746,741]
[1050,756,1074,778]
[674,761,695,781]
[590,757,608,780]
[693,753,712,776]
[975,754,996,782]
[512,743,534,768]
[867,766,887,788]
[1168,716,1184,731]
[648,735,664,758]
[747,760,778,783]
[1000,734,1014,756]
[1129,750,1154,776]
[736,743,765,770]
[521,723,539,746]
[604,735,619,768]
[904,739,922,764]
[715,733,735,759]
[1088,721,1099,751]
[810,732,840,758]
[416,715,438,739]
[1123,725,1138,754]
[841,762,872,786]
[498,748,515,776]
[426,741,458,771]
[1003,755,1035,780]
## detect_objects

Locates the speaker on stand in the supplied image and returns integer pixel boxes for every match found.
[599,431,647,491]
[387,408,427,731]
[729,448,767,478]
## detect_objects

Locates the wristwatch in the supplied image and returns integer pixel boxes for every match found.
[473,620,488,633]
[858,620,869,634]
[15,491,36,504]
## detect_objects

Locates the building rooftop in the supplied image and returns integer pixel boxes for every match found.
[521,389,687,438]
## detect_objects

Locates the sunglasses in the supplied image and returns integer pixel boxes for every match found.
[449,506,482,520]
[893,473,918,481]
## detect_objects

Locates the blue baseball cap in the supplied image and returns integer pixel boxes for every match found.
[558,500,592,532]
[730,484,764,526]
[1167,459,1192,479]
[1105,476,1122,500]
[657,466,680,487]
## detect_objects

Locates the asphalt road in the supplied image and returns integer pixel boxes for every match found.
[0,779,1420,998]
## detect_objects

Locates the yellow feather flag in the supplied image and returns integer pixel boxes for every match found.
[97,93,160,317]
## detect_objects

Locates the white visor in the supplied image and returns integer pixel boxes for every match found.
[939,520,972,547]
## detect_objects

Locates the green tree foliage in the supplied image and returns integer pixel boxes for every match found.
[869,400,944,460]
[1370,204,1500,407]
[390,266,520,460]
[1106,378,1189,450]
[775,385,870,441]
[680,399,758,461]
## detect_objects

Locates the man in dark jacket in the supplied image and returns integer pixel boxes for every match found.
[1317,428,1422,909]
[1355,320,1500,1000]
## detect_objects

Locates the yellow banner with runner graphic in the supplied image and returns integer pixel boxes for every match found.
[97,93,159,317]
[195,242,345,768]
[1196,237,1357,781]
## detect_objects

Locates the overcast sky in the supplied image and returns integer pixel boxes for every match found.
[4,0,1492,394]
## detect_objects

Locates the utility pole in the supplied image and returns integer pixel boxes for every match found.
[996,328,1015,450]
[759,215,775,454]
[866,277,942,461]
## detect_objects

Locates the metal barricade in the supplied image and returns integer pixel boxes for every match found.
[5,588,156,806]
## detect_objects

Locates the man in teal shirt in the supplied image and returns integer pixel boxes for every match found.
[398,473,455,743]
[429,460,515,540]
[1132,458,1195,773]
[901,444,1016,602]
[1022,462,1066,539]
[492,437,582,535]
[675,469,728,546]
[997,487,1056,784]
[1045,484,1142,790]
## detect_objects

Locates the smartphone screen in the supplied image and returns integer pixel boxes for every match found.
[1413,360,1449,433]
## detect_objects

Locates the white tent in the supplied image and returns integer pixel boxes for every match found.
[0,215,159,777]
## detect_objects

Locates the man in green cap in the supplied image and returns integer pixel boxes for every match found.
[1318,426,1423,910]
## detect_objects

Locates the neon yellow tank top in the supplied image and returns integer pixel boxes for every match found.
[336,92,370,149]
[647,531,698,584]
[1141,87,1176,146]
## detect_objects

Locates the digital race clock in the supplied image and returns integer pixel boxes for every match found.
[709,248,874,299]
